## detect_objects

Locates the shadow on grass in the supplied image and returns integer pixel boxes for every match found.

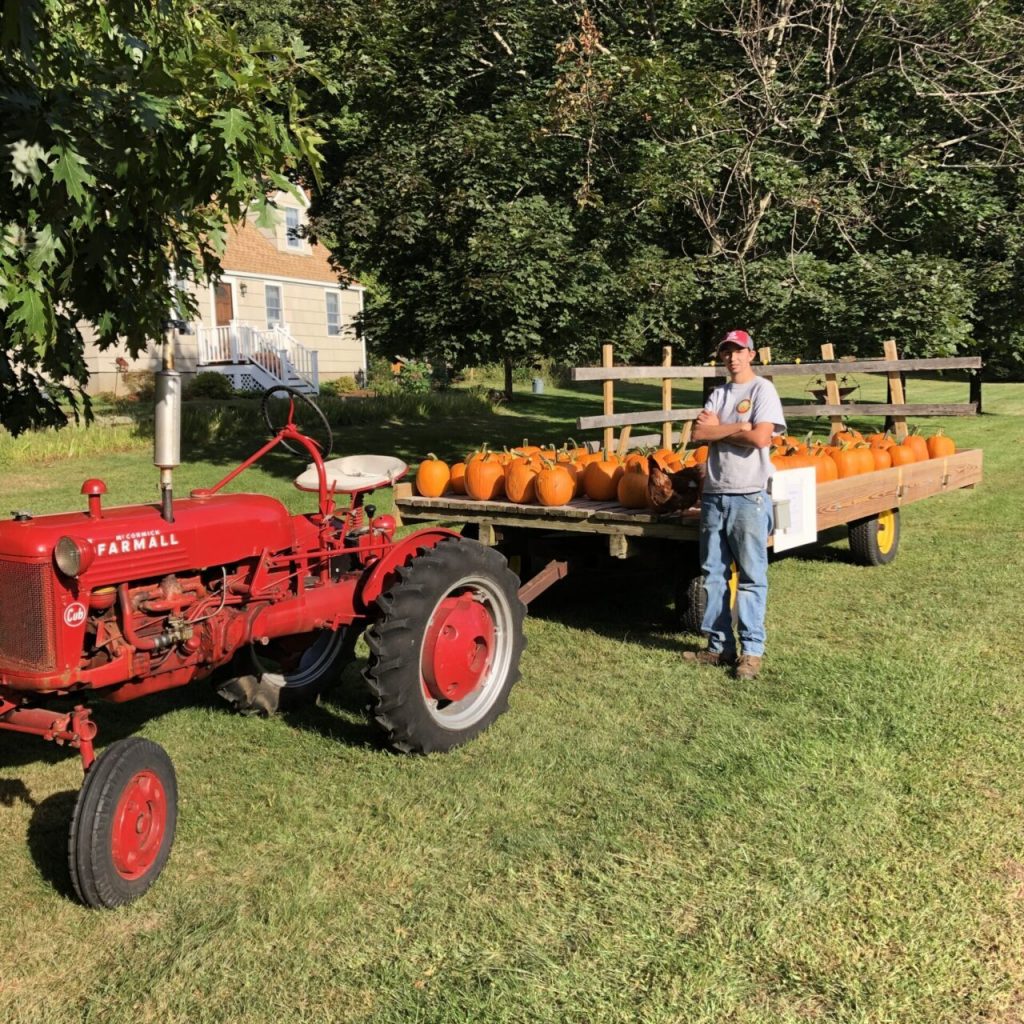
[27,789,79,901]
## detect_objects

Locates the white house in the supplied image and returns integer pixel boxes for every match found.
[82,189,365,395]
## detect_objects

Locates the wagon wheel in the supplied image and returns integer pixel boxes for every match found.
[261,385,334,459]
[848,508,900,566]
[218,625,360,716]
[364,537,526,753]
[68,737,178,909]
[675,571,707,635]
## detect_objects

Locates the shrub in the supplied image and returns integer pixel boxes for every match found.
[185,372,236,400]
[319,376,358,397]
[120,370,156,403]
[396,359,433,394]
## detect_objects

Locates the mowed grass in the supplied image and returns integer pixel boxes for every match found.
[0,378,1022,1023]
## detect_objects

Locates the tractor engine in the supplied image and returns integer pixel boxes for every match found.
[0,483,324,701]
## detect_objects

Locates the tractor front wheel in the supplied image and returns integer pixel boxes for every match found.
[364,537,525,753]
[68,737,178,909]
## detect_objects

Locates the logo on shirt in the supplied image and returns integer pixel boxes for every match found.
[736,399,752,415]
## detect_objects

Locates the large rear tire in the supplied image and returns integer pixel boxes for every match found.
[364,538,525,753]
[68,737,177,909]
[218,626,358,716]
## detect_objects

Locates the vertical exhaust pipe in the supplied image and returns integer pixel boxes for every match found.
[154,324,181,523]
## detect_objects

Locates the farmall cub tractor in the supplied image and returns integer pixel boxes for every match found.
[0,368,525,908]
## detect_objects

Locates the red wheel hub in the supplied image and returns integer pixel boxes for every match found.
[111,770,168,880]
[421,592,495,702]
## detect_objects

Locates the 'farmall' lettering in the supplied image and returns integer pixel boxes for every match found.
[97,533,180,557]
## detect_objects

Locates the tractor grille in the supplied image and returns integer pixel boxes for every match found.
[0,559,57,673]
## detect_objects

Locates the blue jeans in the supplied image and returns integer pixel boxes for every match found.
[699,491,773,657]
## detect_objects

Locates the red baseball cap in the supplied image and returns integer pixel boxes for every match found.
[718,329,754,351]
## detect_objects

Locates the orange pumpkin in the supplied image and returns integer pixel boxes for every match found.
[616,464,651,508]
[650,448,676,470]
[830,446,864,479]
[867,432,896,450]
[869,446,893,471]
[832,428,864,446]
[903,432,929,462]
[449,461,467,494]
[927,429,956,459]
[535,463,575,506]
[583,454,622,500]
[505,459,539,504]
[415,453,451,497]
[889,443,917,468]
[851,443,875,474]
[809,448,839,483]
[465,453,506,500]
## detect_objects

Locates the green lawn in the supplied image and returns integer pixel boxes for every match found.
[0,378,1022,1023]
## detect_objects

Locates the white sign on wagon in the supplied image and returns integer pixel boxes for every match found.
[770,467,817,553]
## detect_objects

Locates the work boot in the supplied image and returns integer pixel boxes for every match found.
[734,655,762,680]
[682,649,736,668]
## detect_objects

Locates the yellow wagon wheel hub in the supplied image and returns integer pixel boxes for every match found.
[876,509,897,554]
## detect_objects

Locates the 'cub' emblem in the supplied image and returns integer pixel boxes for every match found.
[736,399,752,414]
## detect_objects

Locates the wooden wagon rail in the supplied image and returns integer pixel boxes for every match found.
[569,341,982,450]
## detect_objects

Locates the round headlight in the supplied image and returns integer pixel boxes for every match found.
[55,536,95,577]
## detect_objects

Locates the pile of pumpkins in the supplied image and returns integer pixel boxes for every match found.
[414,441,710,509]
[771,428,956,483]
[414,427,958,507]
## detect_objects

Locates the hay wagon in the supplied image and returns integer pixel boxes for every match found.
[394,342,983,628]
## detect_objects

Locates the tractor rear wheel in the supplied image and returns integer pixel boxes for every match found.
[218,626,358,716]
[364,537,525,753]
[68,737,177,909]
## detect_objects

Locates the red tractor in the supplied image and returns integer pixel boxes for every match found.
[0,373,525,908]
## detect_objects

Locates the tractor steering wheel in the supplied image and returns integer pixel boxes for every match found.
[261,386,334,459]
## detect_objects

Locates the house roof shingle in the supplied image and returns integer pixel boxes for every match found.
[221,217,356,286]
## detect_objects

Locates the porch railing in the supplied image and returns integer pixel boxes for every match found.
[194,321,319,393]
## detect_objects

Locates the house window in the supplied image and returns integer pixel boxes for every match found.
[285,208,301,249]
[326,292,341,336]
[265,284,283,327]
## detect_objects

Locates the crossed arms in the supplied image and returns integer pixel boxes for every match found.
[692,410,774,449]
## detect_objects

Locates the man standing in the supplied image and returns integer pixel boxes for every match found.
[687,330,786,680]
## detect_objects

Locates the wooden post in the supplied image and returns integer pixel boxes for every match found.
[661,345,673,450]
[602,343,615,454]
[616,425,632,458]
[678,420,693,452]
[969,367,983,415]
[820,342,845,439]
[883,339,908,440]
[757,345,773,382]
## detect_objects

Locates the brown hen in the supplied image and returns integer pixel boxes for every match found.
[647,456,703,514]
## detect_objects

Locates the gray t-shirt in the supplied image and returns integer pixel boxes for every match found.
[702,376,786,494]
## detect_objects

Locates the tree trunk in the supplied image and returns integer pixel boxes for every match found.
[503,356,514,402]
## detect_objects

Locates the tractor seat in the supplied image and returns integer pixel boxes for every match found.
[293,455,408,495]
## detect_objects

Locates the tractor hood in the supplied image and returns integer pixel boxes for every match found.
[0,492,296,585]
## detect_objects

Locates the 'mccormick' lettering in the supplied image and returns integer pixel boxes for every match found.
[97,533,180,557]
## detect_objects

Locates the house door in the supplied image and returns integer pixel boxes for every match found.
[214,282,234,325]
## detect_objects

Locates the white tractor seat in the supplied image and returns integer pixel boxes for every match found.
[294,455,408,494]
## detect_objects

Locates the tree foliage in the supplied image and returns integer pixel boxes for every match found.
[302,0,1024,378]
[0,0,321,433]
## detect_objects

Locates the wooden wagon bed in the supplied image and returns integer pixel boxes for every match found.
[394,449,983,548]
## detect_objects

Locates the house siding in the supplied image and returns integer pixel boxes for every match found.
[80,189,365,394]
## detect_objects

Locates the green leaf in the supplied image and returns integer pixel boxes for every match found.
[48,145,95,203]
[212,109,254,149]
